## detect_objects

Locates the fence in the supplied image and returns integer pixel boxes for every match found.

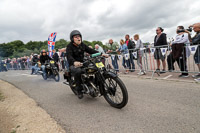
[105,43,200,78]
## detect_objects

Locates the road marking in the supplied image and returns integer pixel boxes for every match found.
[162,75,172,79]
[27,75,38,77]
[21,74,29,76]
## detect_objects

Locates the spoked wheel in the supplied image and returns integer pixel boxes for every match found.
[53,70,60,82]
[103,76,128,109]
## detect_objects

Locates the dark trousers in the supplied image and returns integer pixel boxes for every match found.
[168,53,188,75]
[129,53,135,70]
[167,52,175,71]
[176,56,188,75]
[122,57,130,69]
[111,55,118,71]
[70,66,83,91]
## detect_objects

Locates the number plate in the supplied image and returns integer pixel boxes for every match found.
[50,61,55,64]
[3,64,6,66]
[96,62,104,68]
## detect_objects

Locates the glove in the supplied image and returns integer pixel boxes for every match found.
[74,61,82,67]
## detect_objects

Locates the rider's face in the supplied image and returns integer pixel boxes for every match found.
[73,35,81,45]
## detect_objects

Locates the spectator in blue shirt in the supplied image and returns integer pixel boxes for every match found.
[117,39,130,74]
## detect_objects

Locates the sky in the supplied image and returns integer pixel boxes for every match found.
[0,0,200,44]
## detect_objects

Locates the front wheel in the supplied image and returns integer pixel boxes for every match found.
[42,72,47,80]
[53,70,60,82]
[103,76,128,109]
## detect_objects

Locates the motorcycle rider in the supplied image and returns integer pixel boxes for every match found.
[66,30,99,99]
[40,50,52,76]
[31,54,39,74]
[52,49,59,70]
[0,60,7,72]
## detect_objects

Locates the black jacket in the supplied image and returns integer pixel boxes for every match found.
[66,42,98,66]
[127,39,135,53]
[40,55,52,65]
[154,33,167,47]
[53,52,59,62]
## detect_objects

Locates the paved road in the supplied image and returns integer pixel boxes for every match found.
[0,70,200,133]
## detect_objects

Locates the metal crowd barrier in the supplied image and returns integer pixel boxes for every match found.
[105,43,200,78]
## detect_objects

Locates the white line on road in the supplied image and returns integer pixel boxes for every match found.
[27,75,38,77]
[21,74,29,76]
[162,75,172,79]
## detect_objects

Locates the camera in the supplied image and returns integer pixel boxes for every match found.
[186,27,193,32]
[177,27,193,33]
[177,29,185,33]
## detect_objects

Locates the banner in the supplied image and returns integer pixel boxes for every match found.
[48,32,57,57]
[118,55,122,60]
[150,48,155,55]
[111,55,115,60]
[160,48,167,56]
[124,53,129,60]
[133,52,137,59]
[188,45,198,55]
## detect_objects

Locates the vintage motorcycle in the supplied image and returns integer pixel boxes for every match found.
[42,60,60,82]
[63,53,128,109]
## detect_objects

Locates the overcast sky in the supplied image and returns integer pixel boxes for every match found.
[0,0,200,44]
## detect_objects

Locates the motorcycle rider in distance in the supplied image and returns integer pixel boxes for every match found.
[52,49,59,71]
[66,30,108,99]
[40,49,52,77]
[31,54,39,74]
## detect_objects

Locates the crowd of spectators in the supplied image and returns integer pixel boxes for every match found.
[1,23,200,81]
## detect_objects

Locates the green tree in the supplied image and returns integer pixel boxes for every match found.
[55,39,69,50]
[0,43,14,57]
[10,40,25,51]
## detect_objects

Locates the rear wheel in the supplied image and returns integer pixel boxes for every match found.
[103,76,128,109]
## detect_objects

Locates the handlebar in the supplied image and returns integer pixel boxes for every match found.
[91,53,102,58]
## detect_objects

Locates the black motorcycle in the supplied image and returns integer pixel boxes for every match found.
[42,60,60,82]
[0,63,8,72]
[63,53,128,109]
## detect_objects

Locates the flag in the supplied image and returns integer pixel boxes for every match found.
[124,53,129,60]
[118,55,122,60]
[150,48,155,55]
[188,45,198,55]
[48,32,57,57]
[160,48,167,56]
[111,55,115,60]
[133,52,137,59]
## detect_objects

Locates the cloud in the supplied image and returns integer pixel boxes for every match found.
[0,0,199,44]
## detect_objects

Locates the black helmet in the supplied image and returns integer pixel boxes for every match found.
[70,30,82,42]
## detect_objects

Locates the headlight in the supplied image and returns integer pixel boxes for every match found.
[88,69,95,73]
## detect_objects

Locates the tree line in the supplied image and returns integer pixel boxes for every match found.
[0,39,112,58]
